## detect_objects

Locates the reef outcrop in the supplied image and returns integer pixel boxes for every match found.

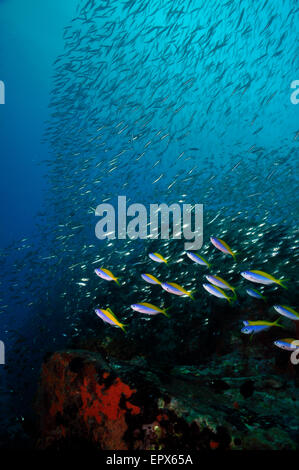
[35,348,299,450]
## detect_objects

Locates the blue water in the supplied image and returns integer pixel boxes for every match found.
[0,0,298,449]
[0,0,76,247]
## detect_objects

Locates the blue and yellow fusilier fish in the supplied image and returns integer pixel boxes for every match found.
[205,275,236,296]
[141,273,161,285]
[241,319,283,335]
[241,270,288,288]
[273,305,299,321]
[246,288,267,301]
[274,338,299,351]
[95,268,120,285]
[149,252,168,264]
[95,308,127,332]
[131,302,170,317]
[186,251,211,268]
[210,237,237,259]
[202,283,235,303]
[161,281,195,300]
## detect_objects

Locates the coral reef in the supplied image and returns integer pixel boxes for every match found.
[35,347,299,450]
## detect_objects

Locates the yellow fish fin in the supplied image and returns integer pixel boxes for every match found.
[119,323,128,333]
[273,318,286,329]
[189,290,196,301]
[227,294,236,305]
[277,279,289,289]
[162,308,171,318]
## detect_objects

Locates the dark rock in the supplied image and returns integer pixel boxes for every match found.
[35,349,298,450]
[240,380,255,398]
[209,379,230,393]
[263,378,285,390]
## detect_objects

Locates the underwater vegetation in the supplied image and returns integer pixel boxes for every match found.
[0,0,298,450]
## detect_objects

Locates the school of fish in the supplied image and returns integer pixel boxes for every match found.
[94,236,298,356]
